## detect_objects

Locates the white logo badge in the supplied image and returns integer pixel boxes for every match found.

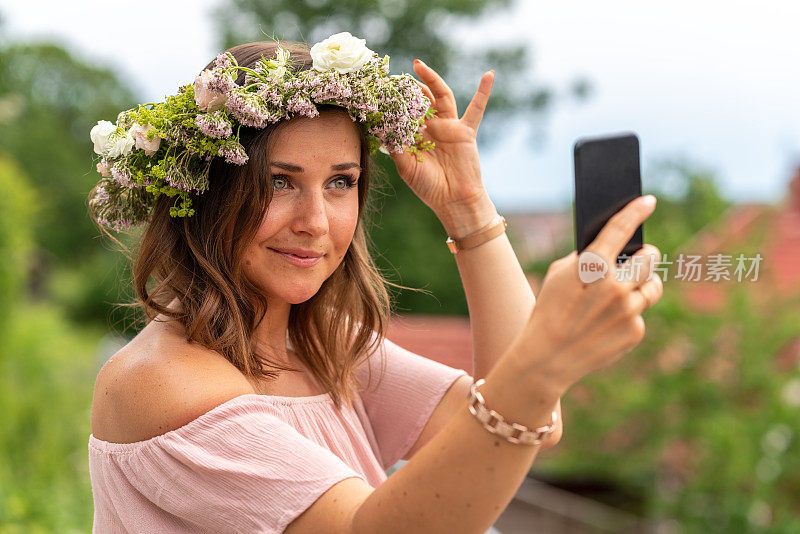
[578,251,609,283]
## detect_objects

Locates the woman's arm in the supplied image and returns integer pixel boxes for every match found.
[435,193,562,448]
[385,59,560,433]
[385,60,536,379]
[436,193,535,379]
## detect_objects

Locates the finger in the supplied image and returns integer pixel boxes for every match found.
[412,78,436,109]
[461,70,494,133]
[628,273,663,315]
[413,59,458,119]
[616,244,661,288]
[387,146,415,169]
[585,195,657,267]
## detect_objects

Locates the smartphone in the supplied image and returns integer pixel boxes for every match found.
[573,131,643,264]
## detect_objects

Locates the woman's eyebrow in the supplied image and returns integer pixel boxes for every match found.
[270,161,362,172]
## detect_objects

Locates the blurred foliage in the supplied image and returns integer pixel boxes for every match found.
[0,43,137,263]
[529,164,800,531]
[537,280,800,531]
[0,303,101,532]
[0,40,141,531]
[364,163,468,313]
[0,153,37,325]
[0,42,140,333]
[214,0,588,315]
[0,150,98,531]
[644,159,732,255]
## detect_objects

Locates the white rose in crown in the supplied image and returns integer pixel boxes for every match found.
[90,120,135,158]
[90,120,118,155]
[105,129,136,158]
[310,32,374,74]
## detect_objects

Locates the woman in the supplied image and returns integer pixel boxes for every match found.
[87,33,662,533]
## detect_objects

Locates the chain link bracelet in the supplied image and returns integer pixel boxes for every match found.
[467,378,558,446]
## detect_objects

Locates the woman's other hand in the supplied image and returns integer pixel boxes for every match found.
[387,59,495,224]
[509,195,664,394]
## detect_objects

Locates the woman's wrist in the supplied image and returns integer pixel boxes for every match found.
[481,348,565,431]
[436,191,499,240]
[500,331,573,401]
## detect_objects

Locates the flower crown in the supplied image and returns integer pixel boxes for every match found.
[88,32,435,231]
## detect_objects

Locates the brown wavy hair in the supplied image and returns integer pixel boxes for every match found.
[93,40,425,411]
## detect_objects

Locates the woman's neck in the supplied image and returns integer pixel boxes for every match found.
[159,296,295,365]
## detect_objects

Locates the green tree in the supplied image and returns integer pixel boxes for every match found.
[213,0,588,314]
[0,152,37,328]
[0,43,139,328]
[644,159,731,255]
[0,43,137,262]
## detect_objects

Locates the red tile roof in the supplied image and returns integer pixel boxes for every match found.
[386,313,473,373]
[504,211,572,265]
[763,208,800,292]
[678,166,800,311]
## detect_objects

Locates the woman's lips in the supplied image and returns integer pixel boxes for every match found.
[269,248,323,267]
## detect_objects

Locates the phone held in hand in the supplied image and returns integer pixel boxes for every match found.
[573,131,644,264]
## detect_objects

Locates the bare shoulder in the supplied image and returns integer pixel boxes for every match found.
[90,318,255,443]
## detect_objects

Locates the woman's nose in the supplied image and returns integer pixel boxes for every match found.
[291,190,329,237]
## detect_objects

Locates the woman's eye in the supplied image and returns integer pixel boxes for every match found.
[331,175,358,190]
[272,176,288,190]
[271,175,356,191]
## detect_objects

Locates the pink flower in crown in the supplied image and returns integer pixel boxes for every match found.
[194,70,229,112]
[219,139,248,165]
[195,110,233,139]
[130,122,161,156]
[96,161,111,177]
[110,165,135,188]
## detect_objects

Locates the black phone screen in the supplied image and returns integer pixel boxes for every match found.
[573,131,643,263]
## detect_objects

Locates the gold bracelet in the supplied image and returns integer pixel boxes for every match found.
[467,378,558,446]
[445,214,507,254]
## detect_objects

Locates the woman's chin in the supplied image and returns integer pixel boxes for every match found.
[285,294,316,305]
[270,285,323,305]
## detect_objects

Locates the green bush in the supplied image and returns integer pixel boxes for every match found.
[536,283,800,532]
[0,303,102,532]
[0,153,37,320]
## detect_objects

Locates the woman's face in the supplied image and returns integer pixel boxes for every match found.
[242,110,362,305]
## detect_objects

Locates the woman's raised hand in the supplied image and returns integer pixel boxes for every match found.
[509,195,664,394]
[387,60,495,219]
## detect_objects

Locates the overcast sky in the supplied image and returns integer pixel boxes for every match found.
[3,0,799,212]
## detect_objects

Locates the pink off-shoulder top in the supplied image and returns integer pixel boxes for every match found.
[88,334,469,533]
